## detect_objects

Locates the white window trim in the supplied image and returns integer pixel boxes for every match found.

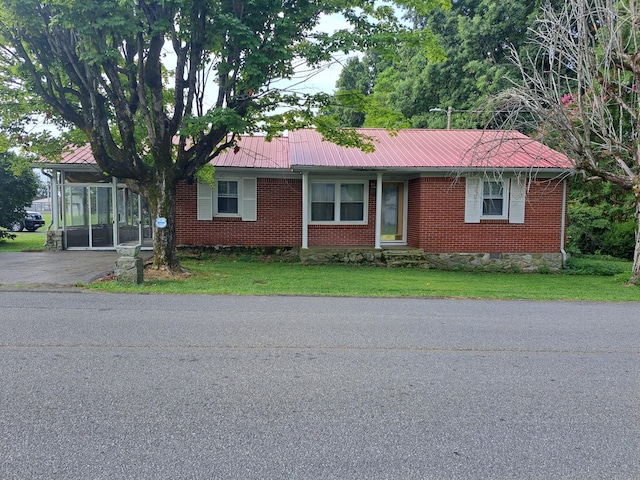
[197,177,257,222]
[214,178,241,218]
[481,179,510,220]
[465,176,526,224]
[309,180,369,225]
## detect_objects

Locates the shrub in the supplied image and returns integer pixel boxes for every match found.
[564,257,627,276]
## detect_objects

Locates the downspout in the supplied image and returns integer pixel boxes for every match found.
[302,171,308,249]
[560,178,568,266]
[41,169,59,230]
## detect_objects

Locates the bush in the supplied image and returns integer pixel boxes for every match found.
[564,256,628,276]
[566,199,637,260]
[601,220,637,260]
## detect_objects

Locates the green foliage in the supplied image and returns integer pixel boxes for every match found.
[566,179,637,259]
[331,0,548,128]
[193,163,215,188]
[563,256,629,277]
[0,0,447,269]
[0,152,39,239]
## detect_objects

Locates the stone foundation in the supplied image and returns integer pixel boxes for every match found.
[302,248,563,272]
[424,252,564,273]
[179,246,564,272]
[300,247,385,266]
[45,230,64,251]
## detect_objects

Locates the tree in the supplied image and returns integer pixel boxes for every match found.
[331,0,561,129]
[496,0,640,283]
[323,56,379,128]
[0,0,449,272]
[566,179,637,258]
[0,151,39,240]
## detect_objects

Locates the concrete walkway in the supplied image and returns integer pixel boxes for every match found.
[0,251,152,288]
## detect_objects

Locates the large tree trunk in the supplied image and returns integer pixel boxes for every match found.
[145,172,181,272]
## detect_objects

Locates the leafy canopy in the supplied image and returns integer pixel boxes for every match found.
[0,0,450,268]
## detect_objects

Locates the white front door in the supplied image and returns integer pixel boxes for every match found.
[381,182,406,243]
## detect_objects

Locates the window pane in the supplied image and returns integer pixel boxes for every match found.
[312,203,335,221]
[341,183,364,202]
[217,180,239,214]
[312,183,335,202]
[483,199,503,216]
[218,197,238,214]
[482,181,504,216]
[341,203,364,221]
[483,181,503,197]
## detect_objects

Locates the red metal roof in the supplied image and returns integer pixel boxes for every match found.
[288,129,572,170]
[53,129,572,171]
[60,143,96,164]
[212,135,289,169]
[57,135,289,169]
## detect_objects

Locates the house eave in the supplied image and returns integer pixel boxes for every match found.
[290,165,573,176]
[34,162,103,172]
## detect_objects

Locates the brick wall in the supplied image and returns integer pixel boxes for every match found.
[176,175,566,253]
[408,177,566,253]
[176,178,302,247]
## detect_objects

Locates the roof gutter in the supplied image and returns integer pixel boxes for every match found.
[290,166,573,175]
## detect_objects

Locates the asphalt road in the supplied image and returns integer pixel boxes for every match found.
[1,292,639,479]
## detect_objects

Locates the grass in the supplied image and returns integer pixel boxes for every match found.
[0,213,52,252]
[2,231,638,301]
[86,253,640,302]
[0,230,47,252]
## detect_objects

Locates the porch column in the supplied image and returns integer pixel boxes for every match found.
[51,171,60,230]
[375,172,382,249]
[302,171,308,249]
[112,176,118,245]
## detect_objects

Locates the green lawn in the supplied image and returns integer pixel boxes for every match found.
[0,230,47,251]
[0,213,52,251]
[2,233,638,301]
[87,254,640,302]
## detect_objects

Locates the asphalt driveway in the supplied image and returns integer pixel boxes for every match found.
[0,251,151,287]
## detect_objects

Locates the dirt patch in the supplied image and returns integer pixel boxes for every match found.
[143,264,191,281]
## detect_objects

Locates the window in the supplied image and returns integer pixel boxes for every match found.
[197,178,257,221]
[465,176,525,224]
[482,181,505,216]
[311,183,335,221]
[311,182,366,223]
[340,184,365,221]
[217,180,238,214]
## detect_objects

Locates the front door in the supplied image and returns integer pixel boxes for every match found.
[381,182,405,243]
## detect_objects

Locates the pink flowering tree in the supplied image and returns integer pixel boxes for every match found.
[497,0,640,283]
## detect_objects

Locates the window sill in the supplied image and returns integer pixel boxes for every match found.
[480,217,509,224]
[309,221,368,226]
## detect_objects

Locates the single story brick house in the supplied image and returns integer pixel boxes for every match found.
[41,129,573,271]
